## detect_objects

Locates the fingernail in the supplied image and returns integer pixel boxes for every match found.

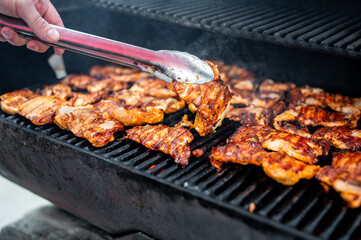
[28,44,39,52]
[2,30,13,40]
[46,28,60,42]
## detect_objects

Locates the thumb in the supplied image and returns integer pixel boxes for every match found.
[18,2,60,43]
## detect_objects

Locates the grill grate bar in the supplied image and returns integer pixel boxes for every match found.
[340,212,361,240]
[334,29,361,48]
[319,209,348,239]
[302,198,333,234]
[320,23,361,46]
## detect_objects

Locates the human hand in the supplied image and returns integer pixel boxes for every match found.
[0,0,64,55]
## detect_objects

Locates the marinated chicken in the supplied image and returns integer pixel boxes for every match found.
[19,96,62,125]
[129,78,178,99]
[61,74,97,90]
[281,105,360,128]
[227,125,274,143]
[262,131,327,164]
[317,151,361,208]
[89,65,142,79]
[94,100,164,126]
[37,84,72,100]
[67,92,107,107]
[0,89,38,114]
[171,61,231,136]
[226,105,274,126]
[230,89,283,107]
[259,79,296,93]
[55,105,123,147]
[110,90,185,114]
[125,124,194,166]
[273,112,311,138]
[313,127,361,150]
[87,78,129,93]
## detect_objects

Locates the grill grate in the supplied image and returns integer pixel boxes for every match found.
[89,0,361,58]
[1,109,361,240]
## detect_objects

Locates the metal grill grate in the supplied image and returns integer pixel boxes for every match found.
[1,109,361,240]
[89,0,361,58]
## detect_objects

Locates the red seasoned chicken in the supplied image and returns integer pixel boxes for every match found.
[313,127,361,150]
[0,89,38,114]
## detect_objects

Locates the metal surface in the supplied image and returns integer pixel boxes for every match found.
[0,108,361,240]
[89,0,361,59]
[0,14,214,84]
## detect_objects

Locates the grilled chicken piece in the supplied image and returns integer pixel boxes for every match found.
[67,92,107,107]
[273,112,311,138]
[89,65,141,79]
[171,61,232,136]
[230,89,283,108]
[262,131,327,164]
[353,98,361,108]
[126,124,194,166]
[290,86,360,114]
[259,79,296,93]
[61,74,97,90]
[19,96,62,125]
[283,105,359,128]
[130,78,178,99]
[313,127,361,150]
[0,89,38,114]
[110,90,185,114]
[317,151,361,208]
[37,84,72,100]
[226,105,274,126]
[87,78,130,93]
[228,125,274,143]
[230,89,255,106]
[174,114,193,128]
[55,105,123,147]
[94,100,164,126]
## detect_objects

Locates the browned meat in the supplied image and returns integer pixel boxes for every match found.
[130,78,178,99]
[67,92,107,107]
[19,96,62,125]
[174,114,193,128]
[86,78,130,93]
[37,84,72,100]
[317,151,361,208]
[171,61,232,136]
[110,90,185,114]
[55,105,123,147]
[94,99,164,126]
[230,89,283,108]
[290,86,360,114]
[230,89,255,105]
[192,149,205,158]
[228,125,274,143]
[259,79,296,93]
[61,74,97,90]
[283,105,360,128]
[262,131,327,164]
[226,105,274,126]
[273,112,311,138]
[125,124,194,166]
[89,65,142,79]
[0,89,38,114]
[312,127,361,150]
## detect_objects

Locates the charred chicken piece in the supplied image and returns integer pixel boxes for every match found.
[110,90,185,114]
[171,61,232,136]
[317,151,361,208]
[87,78,130,93]
[312,127,361,150]
[126,124,194,166]
[230,89,283,108]
[273,112,311,138]
[226,105,274,126]
[259,79,296,93]
[55,105,123,147]
[67,91,107,107]
[61,74,98,90]
[228,125,274,143]
[262,131,327,164]
[94,100,164,126]
[230,89,255,106]
[0,89,38,114]
[130,78,178,99]
[89,65,141,79]
[282,105,360,128]
[37,84,72,100]
[19,96,62,125]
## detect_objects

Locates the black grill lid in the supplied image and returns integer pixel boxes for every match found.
[1,108,361,240]
[89,0,361,59]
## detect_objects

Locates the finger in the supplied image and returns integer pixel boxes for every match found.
[17,0,60,43]
[0,27,6,42]
[26,39,50,53]
[54,47,65,56]
[1,27,27,46]
[40,1,64,28]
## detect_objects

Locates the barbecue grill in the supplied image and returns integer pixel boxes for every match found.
[1,0,361,239]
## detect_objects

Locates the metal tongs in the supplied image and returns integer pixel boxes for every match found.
[0,14,214,84]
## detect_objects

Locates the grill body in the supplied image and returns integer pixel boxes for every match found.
[1,1,361,240]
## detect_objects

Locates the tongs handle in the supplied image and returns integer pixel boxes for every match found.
[0,14,214,84]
